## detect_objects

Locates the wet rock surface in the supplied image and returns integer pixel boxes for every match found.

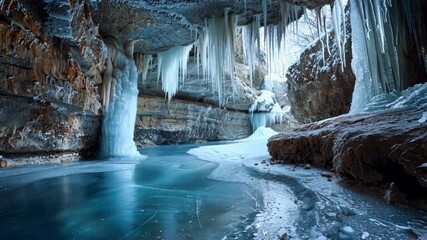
[268,108,427,209]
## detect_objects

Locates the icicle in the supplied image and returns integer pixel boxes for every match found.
[331,1,345,71]
[134,53,152,82]
[157,44,193,101]
[317,7,326,65]
[262,0,267,41]
[349,0,422,113]
[198,9,237,106]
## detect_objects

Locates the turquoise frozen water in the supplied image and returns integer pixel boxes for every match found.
[0,144,258,239]
[0,143,426,239]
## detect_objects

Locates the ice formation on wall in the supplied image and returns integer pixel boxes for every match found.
[350,0,427,113]
[157,44,193,101]
[134,53,152,83]
[99,38,140,158]
[241,0,347,81]
[363,83,427,113]
[249,103,291,132]
[196,8,238,106]
[248,90,292,131]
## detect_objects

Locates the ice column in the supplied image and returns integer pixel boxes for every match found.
[99,38,140,158]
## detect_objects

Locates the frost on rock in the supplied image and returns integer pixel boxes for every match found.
[418,112,427,124]
[99,38,141,158]
[249,90,276,113]
[350,0,427,113]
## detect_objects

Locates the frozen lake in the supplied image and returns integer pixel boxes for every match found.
[0,139,426,239]
[0,144,261,239]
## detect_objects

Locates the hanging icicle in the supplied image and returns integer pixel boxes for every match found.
[134,53,152,83]
[350,0,425,113]
[196,8,238,106]
[157,44,193,101]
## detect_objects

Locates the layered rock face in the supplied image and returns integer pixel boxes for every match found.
[0,94,100,166]
[268,108,427,208]
[140,58,257,111]
[0,0,104,163]
[287,13,355,123]
[0,42,102,164]
[135,96,251,146]
[137,58,255,144]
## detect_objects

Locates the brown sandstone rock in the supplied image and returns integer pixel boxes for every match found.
[268,108,427,206]
[286,12,355,123]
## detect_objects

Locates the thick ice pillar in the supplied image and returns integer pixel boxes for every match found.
[99,38,140,158]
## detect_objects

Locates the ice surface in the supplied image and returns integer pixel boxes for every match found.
[0,146,259,239]
[1,139,426,239]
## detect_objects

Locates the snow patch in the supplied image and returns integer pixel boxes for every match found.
[188,127,277,162]
[249,90,276,113]
[418,112,427,123]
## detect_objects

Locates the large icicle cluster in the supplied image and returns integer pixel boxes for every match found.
[196,8,238,106]
[240,0,347,81]
[350,0,427,113]
[157,44,193,101]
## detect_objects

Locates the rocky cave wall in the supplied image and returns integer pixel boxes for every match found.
[286,10,355,123]
[136,57,256,145]
[0,0,104,163]
[0,0,342,163]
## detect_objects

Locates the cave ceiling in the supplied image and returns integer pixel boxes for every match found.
[10,0,332,54]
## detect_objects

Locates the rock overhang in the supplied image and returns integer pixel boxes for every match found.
[10,0,333,54]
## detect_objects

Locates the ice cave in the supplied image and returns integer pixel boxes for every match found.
[0,0,426,239]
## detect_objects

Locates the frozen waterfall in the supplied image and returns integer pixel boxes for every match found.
[99,38,141,158]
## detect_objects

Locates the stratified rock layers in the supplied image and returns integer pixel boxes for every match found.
[268,109,427,205]
[135,96,251,145]
[0,94,100,157]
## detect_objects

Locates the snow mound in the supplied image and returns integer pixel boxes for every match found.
[188,127,277,162]
[236,126,278,142]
